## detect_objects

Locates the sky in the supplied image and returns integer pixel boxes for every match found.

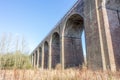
[0,0,86,55]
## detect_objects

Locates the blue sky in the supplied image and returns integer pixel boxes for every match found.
[0,0,86,55]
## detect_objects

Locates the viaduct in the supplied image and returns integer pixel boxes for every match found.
[31,0,120,71]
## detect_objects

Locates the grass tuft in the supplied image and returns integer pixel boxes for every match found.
[0,69,120,80]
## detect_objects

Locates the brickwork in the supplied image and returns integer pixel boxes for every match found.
[107,9,120,70]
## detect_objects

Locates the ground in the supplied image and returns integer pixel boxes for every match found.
[0,69,120,80]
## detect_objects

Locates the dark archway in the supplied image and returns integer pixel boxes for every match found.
[35,51,37,66]
[33,54,34,66]
[63,14,85,68]
[44,41,49,69]
[51,32,60,68]
[39,47,42,68]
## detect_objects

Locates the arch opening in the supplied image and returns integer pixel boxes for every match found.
[35,51,38,66]
[51,32,60,68]
[44,41,49,69]
[63,14,86,68]
[39,47,42,68]
[32,54,34,66]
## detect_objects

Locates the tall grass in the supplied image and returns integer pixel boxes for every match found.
[0,69,120,80]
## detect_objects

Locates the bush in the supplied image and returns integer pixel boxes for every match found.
[0,52,32,69]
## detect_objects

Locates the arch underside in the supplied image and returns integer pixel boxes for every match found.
[35,51,37,66]
[39,47,42,67]
[51,32,60,68]
[64,14,84,68]
[33,54,34,66]
[44,42,49,69]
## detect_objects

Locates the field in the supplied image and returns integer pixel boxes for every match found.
[0,69,120,80]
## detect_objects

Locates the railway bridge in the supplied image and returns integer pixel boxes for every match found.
[31,0,120,71]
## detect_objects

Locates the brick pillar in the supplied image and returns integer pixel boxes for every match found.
[41,46,44,69]
[84,0,116,71]
[103,0,120,71]
[61,36,65,70]
[99,1,117,71]
[84,0,105,70]
[49,42,52,70]
[95,0,107,71]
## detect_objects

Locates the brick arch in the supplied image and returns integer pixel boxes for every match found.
[62,14,84,68]
[44,41,49,69]
[51,32,60,68]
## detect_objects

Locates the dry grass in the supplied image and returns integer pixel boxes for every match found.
[0,69,120,80]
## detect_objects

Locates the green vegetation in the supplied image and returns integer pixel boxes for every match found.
[0,52,32,69]
[0,33,32,69]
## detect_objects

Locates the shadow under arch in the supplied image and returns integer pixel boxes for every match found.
[62,13,86,68]
[51,32,60,69]
[39,47,42,68]
[44,41,49,69]
[35,50,38,66]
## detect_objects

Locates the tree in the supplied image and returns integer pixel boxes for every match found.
[0,33,32,69]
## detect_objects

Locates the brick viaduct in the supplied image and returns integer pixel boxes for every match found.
[31,0,120,71]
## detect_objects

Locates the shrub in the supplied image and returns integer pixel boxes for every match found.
[0,52,32,69]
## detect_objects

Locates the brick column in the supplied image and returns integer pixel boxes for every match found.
[61,36,65,70]
[84,0,106,70]
[49,41,52,70]
[84,0,116,71]
[95,0,107,71]
[41,46,44,69]
[99,1,116,71]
